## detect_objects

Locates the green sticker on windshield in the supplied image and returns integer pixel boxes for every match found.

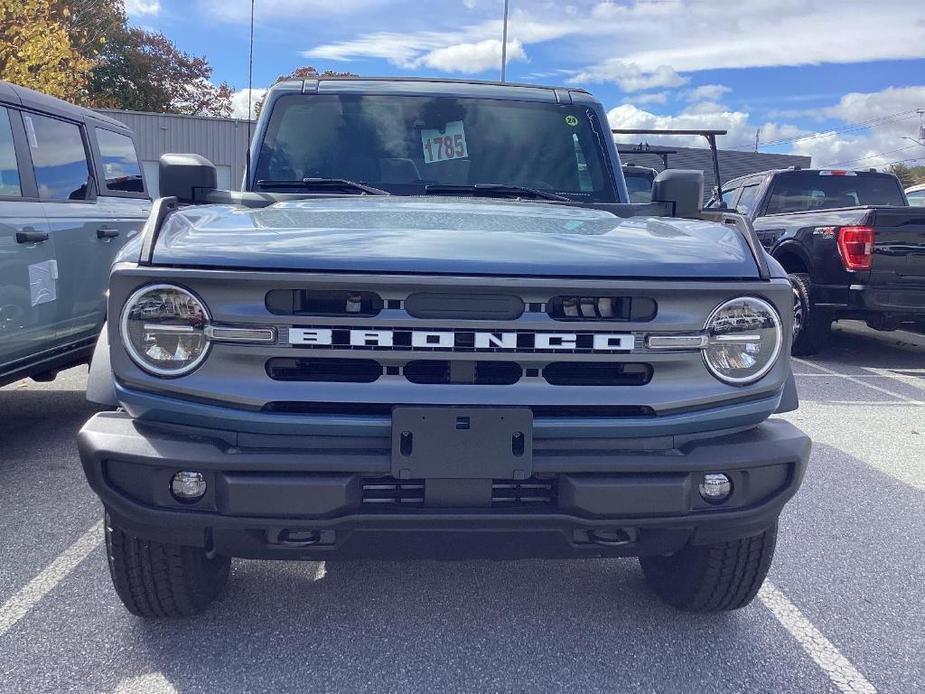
[565,115,578,127]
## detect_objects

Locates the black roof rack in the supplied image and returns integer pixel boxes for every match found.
[612,128,728,202]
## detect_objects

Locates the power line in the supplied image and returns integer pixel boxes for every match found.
[756,109,922,148]
[821,143,922,168]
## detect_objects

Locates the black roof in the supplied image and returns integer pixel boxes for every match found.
[0,80,131,131]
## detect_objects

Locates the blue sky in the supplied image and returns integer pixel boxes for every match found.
[127,0,925,168]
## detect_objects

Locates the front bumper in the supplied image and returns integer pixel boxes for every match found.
[77,412,810,560]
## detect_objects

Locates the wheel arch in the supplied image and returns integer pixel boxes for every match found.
[87,324,118,407]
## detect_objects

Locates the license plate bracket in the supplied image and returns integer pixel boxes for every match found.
[391,407,533,480]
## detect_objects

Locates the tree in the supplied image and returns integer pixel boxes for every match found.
[0,0,94,102]
[87,26,233,116]
[253,66,358,118]
[887,162,916,188]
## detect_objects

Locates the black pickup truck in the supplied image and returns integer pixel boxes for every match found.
[708,168,925,354]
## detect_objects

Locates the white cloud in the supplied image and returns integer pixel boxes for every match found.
[608,102,806,152]
[300,1,925,85]
[685,84,731,102]
[420,39,526,73]
[611,86,925,170]
[230,88,267,120]
[571,62,688,92]
[125,0,161,15]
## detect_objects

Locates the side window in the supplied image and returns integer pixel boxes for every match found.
[23,113,91,201]
[96,128,145,194]
[0,107,22,197]
[908,190,925,207]
[718,186,739,208]
[736,184,761,214]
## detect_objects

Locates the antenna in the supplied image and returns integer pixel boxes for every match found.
[500,0,509,82]
[244,0,255,191]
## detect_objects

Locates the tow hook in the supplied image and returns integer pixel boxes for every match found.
[587,527,638,547]
[266,528,328,547]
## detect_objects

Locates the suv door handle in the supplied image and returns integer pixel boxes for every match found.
[16,229,49,244]
[97,227,121,239]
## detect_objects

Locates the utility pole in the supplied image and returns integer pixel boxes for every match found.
[500,0,510,82]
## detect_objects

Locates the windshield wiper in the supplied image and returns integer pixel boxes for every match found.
[424,183,570,202]
[255,178,389,195]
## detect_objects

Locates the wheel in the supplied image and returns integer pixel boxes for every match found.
[639,524,777,612]
[789,273,831,356]
[105,512,230,618]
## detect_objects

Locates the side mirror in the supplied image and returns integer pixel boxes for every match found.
[651,169,704,218]
[159,153,217,203]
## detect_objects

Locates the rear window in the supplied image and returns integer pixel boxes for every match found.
[96,128,145,194]
[765,172,905,214]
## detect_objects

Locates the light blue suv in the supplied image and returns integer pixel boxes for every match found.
[0,81,150,387]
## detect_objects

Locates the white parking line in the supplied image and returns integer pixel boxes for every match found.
[759,581,877,694]
[793,359,923,404]
[0,520,103,637]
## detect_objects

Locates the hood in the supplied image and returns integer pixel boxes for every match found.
[152,197,759,279]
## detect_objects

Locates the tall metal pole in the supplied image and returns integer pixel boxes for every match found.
[500,0,509,82]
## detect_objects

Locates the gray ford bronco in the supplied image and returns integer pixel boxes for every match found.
[77,78,811,617]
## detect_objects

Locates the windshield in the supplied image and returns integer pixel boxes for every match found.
[766,171,905,214]
[254,94,617,202]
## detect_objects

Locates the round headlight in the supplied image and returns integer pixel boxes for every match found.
[703,297,782,385]
[120,284,211,376]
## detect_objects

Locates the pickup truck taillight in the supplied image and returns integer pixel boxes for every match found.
[837,225,874,271]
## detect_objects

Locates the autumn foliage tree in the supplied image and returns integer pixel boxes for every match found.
[1,0,232,116]
[0,0,94,102]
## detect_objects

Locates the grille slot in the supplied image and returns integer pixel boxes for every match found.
[404,360,522,385]
[360,477,556,509]
[491,478,556,506]
[267,357,381,383]
[543,362,652,386]
[362,479,425,506]
[547,295,656,321]
[266,289,383,317]
[405,292,524,320]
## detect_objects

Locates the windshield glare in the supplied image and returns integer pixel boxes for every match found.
[255,94,617,202]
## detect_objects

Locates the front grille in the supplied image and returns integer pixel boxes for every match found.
[360,477,557,509]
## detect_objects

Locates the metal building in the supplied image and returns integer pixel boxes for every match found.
[96,109,254,196]
[99,109,812,198]
[618,144,811,200]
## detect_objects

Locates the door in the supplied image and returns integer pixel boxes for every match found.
[0,106,56,369]
[23,111,106,343]
[91,127,150,285]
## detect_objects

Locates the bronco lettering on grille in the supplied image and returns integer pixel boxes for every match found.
[288,328,635,352]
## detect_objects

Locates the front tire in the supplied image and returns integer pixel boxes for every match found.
[789,273,831,356]
[639,524,777,612]
[105,512,230,618]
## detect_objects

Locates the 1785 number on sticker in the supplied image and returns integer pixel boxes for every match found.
[421,121,468,164]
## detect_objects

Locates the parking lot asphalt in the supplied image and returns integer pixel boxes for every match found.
[1,322,923,694]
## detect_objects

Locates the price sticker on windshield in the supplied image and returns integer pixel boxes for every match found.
[421,121,468,164]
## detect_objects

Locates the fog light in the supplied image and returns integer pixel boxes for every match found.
[699,473,732,503]
[170,471,207,502]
